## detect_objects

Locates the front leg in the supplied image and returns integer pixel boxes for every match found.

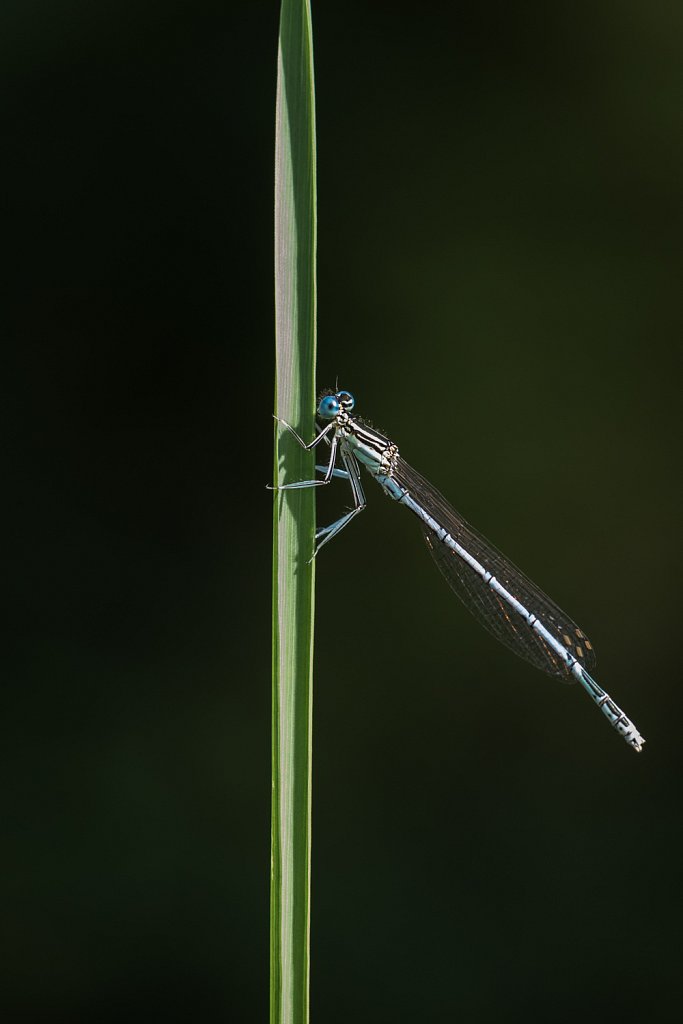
[269,421,339,491]
[275,417,335,451]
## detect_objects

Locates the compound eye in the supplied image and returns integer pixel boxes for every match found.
[318,395,340,419]
[336,390,355,411]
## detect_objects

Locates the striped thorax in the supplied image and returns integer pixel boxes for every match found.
[336,415,399,478]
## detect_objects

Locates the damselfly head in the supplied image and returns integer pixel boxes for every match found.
[317,390,355,419]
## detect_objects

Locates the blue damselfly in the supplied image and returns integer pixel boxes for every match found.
[273,389,645,752]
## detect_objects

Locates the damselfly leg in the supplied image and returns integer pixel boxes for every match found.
[274,416,335,451]
[269,419,338,490]
[313,452,366,556]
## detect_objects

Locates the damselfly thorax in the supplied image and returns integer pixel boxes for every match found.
[339,418,399,477]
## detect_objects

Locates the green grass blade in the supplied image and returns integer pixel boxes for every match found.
[271,1,317,1022]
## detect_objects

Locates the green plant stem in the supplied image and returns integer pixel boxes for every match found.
[271,1,317,1022]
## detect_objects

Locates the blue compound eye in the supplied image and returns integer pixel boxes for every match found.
[336,390,355,411]
[318,395,340,419]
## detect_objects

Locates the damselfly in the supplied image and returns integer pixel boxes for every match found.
[273,389,645,752]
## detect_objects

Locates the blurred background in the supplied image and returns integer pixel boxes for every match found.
[3,1,681,1020]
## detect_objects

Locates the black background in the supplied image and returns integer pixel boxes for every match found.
[3,2,682,1021]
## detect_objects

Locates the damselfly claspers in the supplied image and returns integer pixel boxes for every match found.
[273,389,645,752]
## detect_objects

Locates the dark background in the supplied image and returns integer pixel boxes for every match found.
[3,1,681,1020]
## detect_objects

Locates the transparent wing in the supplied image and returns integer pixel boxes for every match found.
[393,458,596,682]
